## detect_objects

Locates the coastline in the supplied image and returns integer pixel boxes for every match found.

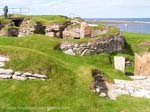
[85,20,150,24]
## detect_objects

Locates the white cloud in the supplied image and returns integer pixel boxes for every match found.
[0,0,149,17]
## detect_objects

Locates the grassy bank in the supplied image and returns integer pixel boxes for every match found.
[0,32,149,112]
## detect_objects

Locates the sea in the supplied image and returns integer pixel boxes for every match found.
[85,18,150,34]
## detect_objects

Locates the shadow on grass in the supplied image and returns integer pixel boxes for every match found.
[124,39,134,56]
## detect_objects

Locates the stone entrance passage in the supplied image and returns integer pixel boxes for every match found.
[11,18,24,27]
[134,53,150,76]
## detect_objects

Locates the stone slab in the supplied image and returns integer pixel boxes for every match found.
[114,56,125,73]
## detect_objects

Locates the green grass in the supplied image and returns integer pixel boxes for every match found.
[0,32,149,112]
[0,15,70,26]
[2,26,18,31]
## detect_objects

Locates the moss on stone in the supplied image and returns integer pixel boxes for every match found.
[2,26,18,31]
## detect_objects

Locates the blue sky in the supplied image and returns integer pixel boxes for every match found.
[0,0,150,18]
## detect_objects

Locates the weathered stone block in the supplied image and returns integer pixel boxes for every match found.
[32,74,48,79]
[0,75,12,79]
[80,22,92,38]
[114,56,125,73]
[0,62,5,67]
[59,35,125,55]
[0,56,9,62]
[0,68,14,75]
[12,75,27,80]
[134,53,150,76]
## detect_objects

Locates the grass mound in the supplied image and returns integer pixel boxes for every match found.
[0,32,149,112]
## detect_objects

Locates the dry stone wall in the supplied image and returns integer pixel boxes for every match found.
[0,55,48,80]
[134,52,150,76]
[93,75,150,100]
[0,17,117,38]
[59,35,125,55]
[18,19,45,37]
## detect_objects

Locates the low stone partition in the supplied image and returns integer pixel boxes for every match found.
[58,35,125,55]
[107,77,150,100]
[0,55,48,80]
[93,75,150,100]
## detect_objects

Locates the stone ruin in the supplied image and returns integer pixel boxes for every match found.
[58,34,125,55]
[0,55,48,80]
[0,17,118,39]
[91,69,150,100]
[18,19,45,37]
[134,52,150,76]
[91,69,108,97]
[91,53,150,100]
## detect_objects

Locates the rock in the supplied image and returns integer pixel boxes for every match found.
[91,69,108,97]
[14,71,22,76]
[45,32,55,37]
[100,92,107,97]
[32,74,48,79]
[22,72,33,77]
[134,52,150,76]
[64,49,75,55]
[45,22,71,38]
[114,56,125,73]
[0,27,18,37]
[80,22,92,38]
[0,56,9,62]
[0,68,14,75]
[63,25,81,39]
[45,24,60,32]
[71,17,84,24]
[12,75,27,80]
[129,76,147,80]
[28,77,38,80]
[0,62,5,67]
[0,75,12,79]
[131,90,150,98]
[18,19,45,37]
[0,55,48,81]
[91,27,109,37]
[59,35,125,55]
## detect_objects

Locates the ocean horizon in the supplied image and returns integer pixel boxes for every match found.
[85,18,150,34]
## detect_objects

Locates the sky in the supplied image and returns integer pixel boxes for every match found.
[0,0,150,18]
